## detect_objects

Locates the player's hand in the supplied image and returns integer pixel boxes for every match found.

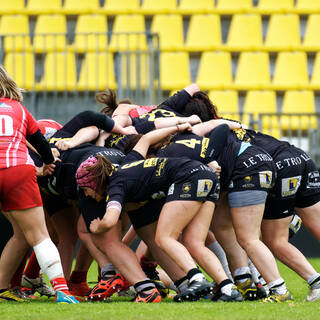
[208,161,221,178]
[121,126,138,135]
[42,163,56,176]
[51,148,61,162]
[90,218,102,234]
[188,115,201,125]
[55,139,74,151]
[177,123,192,132]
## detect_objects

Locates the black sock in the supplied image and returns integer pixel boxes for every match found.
[234,273,252,282]
[174,276,188,288]
[218,279,233,290]
[134,279,155,293]
[187,268,202,281]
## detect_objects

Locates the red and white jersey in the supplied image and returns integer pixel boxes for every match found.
[129,105,157,118]
[0,98,39,168]
[37,119,62,140]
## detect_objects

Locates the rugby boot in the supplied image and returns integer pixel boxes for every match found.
[214,286,244,302]
[55,291,80,304]
[20,287,38,299]
[235,277,259,301]
[68,281,91,297]
[306,287,320,302]
[22,274,55,297]
[256,282,268,299]
[86,273,130,301]
[0,289,24,302]
[134,288,161,303]
[174,278,214,302]
[263,289,293,303]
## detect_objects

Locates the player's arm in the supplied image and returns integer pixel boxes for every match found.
[133,123,191,158]
[90,202,122,234]
[55,126,99,150]
[192,119,246,137]
[154,114,201,129]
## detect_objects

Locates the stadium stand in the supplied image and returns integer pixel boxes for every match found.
[26,0,62,15]
[0,15,32,52]
[33,15,67,52]
[73,14,108,52]
[185,14,222,51]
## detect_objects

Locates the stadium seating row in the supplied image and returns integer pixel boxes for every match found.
[1,0,320,15]
[4,51,320,91]
[1,14,320,52]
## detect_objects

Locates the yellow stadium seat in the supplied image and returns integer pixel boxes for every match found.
[26,0,62,15]
[281,90,317,130]
[178,0,215,14]
[272,52,309,90]
[73,15,108,52]
[78,52,116,91]
[141,0,177,14]
[243,91,277,129]
[109,15,147,51]
[120,53,150,89]
[295,0,320,14]
[160,52,190,90]
[0,0,24,14]
[185,15,222,51]
[226,14,263,51]
[151,15,183,51]
[302,14,320,51]
[216,0,253,14]
[33,15,67,52]
[257,0,294,14]
[208,90,240,121]
[310,52,320,89]
[63,0,100,14]
[103,0,140,14]
[234,52,270,90]
[4,52,35,89]
[260,127,281,140]
[37,52,76,91]
[265,14,301,51]
[0,15,32,52]
[197,52,232,90]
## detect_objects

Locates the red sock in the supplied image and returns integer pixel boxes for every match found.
[69,271,87,284]
[24,251,41,279]
[51,277,69,294]
[10,253,28,288]
[140,255,158,269]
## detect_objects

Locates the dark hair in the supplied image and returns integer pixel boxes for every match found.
[86,155,114,195]
[182,91,219,121]
[123,133,176,155]
[96,89,132,116]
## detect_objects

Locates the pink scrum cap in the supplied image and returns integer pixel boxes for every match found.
[75,157,98,190]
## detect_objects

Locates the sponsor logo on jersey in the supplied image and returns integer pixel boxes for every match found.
[244,176,252,182]
[182,182,191,193]
[307,171,320,189]
[197,179,213,197]
[180,182,192,198]
[0,102,12,109]
[167,183,175,195]
[259,171,273,188]
[281,175,301,197]
[151,191,166,200]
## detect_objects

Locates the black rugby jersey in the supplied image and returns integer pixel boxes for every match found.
[132,89,191,134]
[43,146,125,199]
[107,150,211,206]
[156,124,229,164]
[230,128,290,158]
[104,133,135,153]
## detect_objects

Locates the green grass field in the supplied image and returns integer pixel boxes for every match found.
[1,259,320,320]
